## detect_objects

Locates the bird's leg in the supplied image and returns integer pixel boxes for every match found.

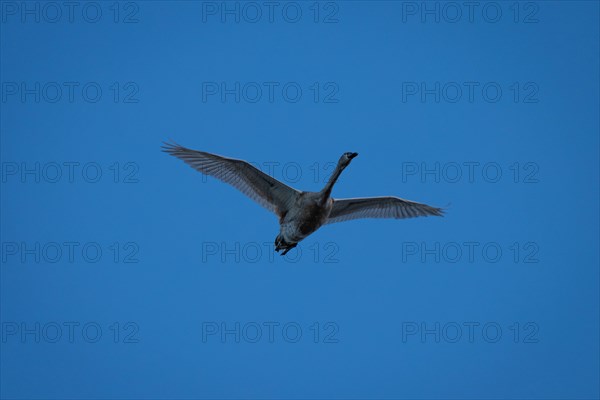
[280,243,297,256]
[274,235,284,252]
[274,235,297,255]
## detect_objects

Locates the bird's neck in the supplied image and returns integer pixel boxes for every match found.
[320,161,345,199]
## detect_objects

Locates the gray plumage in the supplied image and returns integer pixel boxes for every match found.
[162,142,443,255]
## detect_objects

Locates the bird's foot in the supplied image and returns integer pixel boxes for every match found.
[279,244,297,256]
[274,235,297,256]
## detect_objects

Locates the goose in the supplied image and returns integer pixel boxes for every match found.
[162,142,444,255]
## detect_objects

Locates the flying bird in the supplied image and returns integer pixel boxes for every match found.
[163,142,444,255]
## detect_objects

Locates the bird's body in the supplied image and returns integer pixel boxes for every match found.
[163,143,444,255]
[275,192,333,253]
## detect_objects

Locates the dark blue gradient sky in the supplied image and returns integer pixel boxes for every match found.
[1,1,599,398]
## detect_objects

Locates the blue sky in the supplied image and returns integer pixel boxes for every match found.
[1,1,599,399]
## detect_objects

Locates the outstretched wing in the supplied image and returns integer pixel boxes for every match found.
[326,196,443,224]
[162,142,300,217]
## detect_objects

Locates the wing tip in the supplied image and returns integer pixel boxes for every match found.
[430,202,450,217]
[161,139,186,155]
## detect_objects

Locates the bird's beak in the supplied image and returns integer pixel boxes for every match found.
[348,152,358,160]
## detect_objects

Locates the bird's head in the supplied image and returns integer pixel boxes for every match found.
[339,152,358,167]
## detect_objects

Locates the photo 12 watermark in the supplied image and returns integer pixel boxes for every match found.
[1,81,140,104]
[197,160,337,186]
[201,81,339,104]
[400,162,540,184]
[401,321,540,343]
[1,241,140,265]
[201,241,340,264]
[1,2,140,24]
[400,241,540,264]
[1,321,140,344]
[201,1,339,24]
[399,2,540,24]
[400,81,539,104]
[1,162,140,184]
[201,321,339,343]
